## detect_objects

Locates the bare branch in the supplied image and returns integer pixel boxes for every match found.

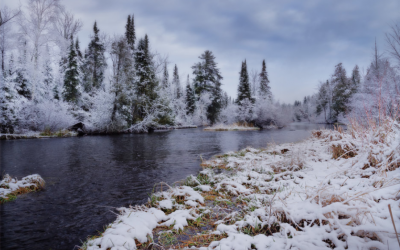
[0,7,21,27]
[385,23,400,67]
[53,8,82,40]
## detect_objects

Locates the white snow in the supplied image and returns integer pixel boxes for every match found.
[0,174,45,199]
[81,119,400,250]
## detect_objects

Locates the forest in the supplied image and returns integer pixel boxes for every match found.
[0,0,399,134]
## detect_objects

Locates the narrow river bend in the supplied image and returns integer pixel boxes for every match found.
[0,123,335,250]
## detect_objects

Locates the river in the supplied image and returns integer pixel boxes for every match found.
[0,123,336,250]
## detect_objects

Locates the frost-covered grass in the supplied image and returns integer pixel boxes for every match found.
[204,122,260,131]
[0,130,77,140]
[0,174,45,203]
[80,118,400,250]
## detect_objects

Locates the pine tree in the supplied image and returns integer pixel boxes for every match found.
[185,75,195,115]
[237,60,253,104]
[63,36,80,104]
[172,64,182,99]
[82,21,107,92]
[125,14,136,51]
[259,59,271,99]
[192,50,223,124]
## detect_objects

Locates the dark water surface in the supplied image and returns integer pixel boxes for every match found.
[0,123,334,250]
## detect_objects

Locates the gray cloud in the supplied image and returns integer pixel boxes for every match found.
[3,0,400,103]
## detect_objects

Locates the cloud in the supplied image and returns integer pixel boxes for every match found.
[2,0,400,103]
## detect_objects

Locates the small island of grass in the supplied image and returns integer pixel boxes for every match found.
[0,174,45,203]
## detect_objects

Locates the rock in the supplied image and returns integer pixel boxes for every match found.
[68,122,87,135]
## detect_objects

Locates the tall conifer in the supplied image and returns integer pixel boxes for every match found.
[237,60,253,104]
[259,59,271,99]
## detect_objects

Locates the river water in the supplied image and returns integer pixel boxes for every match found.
[0,123,335,250]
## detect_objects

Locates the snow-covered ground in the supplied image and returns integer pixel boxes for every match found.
[0,130,78,140]
[204,123,260,131]
[81,119,400,250]
[0,174,45,202]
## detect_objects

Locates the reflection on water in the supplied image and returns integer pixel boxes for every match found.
[0,123,336,249]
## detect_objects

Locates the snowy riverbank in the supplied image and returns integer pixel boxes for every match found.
[0,174,45,203]
[204,123,260,131]
[81,119,400,250]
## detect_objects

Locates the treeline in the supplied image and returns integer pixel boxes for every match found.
[0,0,290,134]
[291,39,400,124]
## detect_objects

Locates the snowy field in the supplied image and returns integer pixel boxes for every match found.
[79,118,400,250]
[0,174,45,203]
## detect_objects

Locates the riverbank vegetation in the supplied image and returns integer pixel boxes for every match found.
[79,102,400,249]
[204,122,260,131]
[2,2,398,135]
[0,174,45,203]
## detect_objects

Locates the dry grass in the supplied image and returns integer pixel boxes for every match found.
[0,175,45,203]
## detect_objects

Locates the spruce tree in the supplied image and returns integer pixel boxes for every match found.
[125,14,136,51]
[162,61,169,88]
[82,21,107,92]
[110,37,135,126]
[191,50,223,124]
[332,63,350,117]
[15,50,31,100]
[237,60,253,104]
[172,64,182,99]
[185,75,195,115]
[259,59,271,99]
[63,36,80,104]
[75,38,83,58]
[134,35,158,119]
[350,65,361,93]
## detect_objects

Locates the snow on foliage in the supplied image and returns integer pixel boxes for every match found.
[80,117,400,250]
[0,174,45,202]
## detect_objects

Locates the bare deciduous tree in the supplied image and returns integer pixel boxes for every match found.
[0,6,19,71]
[0,7,20,27]
[249,69,259,96]
[19,0,61,65]
[386,23,400,67]
[54,8,82,40]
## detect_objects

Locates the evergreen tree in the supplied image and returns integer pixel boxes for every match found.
[316,80,330,122]
[110,37,135,126]
[350,65,361,93]
[236,60,253,104]
[125,14,136,51]
[185,74,195,115]
[42,55,53,98]
[75,38,82,58]
[63,36,80,104]
[259,59,271,99]
[162,61,169,88]
[172,64,182,99]
[332,63,350,117]
[0,54,18,133]
[134,35,158,119]
[192,50,223,124]
[82,21,107,92]
[15,51,31,100]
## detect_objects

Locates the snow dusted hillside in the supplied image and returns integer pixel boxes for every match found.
[81,118,400,250]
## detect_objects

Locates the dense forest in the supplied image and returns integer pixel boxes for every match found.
[0,0,399,134]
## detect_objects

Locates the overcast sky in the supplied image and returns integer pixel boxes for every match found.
[3,0,400,103]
